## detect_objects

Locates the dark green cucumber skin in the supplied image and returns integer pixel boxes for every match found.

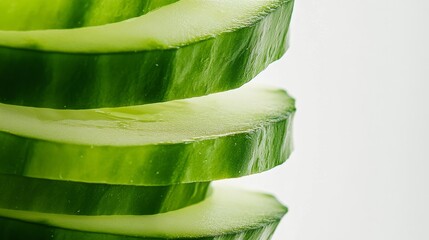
[0,0,178,30]
[0,174,210,215]
[0,218,279,240]
[0,111,294,185]
[0,0,294,109]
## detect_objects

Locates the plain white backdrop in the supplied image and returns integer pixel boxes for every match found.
[216,0,429,239]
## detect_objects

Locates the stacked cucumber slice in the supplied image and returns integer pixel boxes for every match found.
[0,188,287,240]
[0,0,295,239]
[0,0,293,109]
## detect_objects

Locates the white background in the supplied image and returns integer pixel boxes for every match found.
[217,0,429,239]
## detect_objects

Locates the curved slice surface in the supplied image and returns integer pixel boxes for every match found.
[0,0,294,108]
[0,187,287,239]
[0,0,291,52]
[0,84,295,185]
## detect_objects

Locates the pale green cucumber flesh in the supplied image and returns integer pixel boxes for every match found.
[0,0,178,30]
[0,84,295,185]
[0,187,287,240]
[0,0,294,108]
[0,174,210,215]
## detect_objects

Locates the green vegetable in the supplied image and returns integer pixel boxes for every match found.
[0,0,294,108]
[0,0,178,30]
[0,1,296,239]
[0,187,287,240]
[0,84,295,185]
[0,174,210,215]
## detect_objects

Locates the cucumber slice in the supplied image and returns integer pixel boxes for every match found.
[0,0,294,108]
[0,174,210,215]
[0,84,295,185]
[0,0,178,30]
[0,187,287,240]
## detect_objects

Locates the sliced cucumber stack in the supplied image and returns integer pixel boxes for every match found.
[0,0,294,108]
[1,0,296,239]
[0,187,287,240]
[0,84,295,185]
[0,174,210,215]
